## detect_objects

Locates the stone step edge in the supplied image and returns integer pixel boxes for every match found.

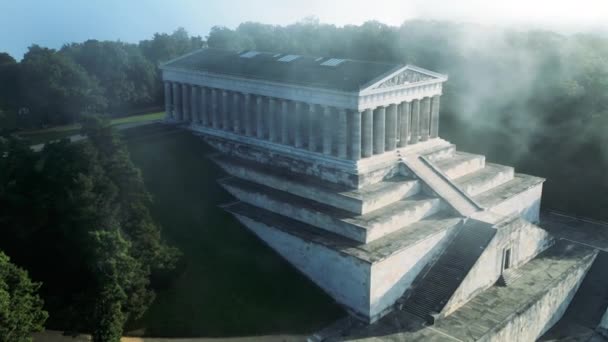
[222,200,461,264]
[219,175,442,243]
[210,153,421,215]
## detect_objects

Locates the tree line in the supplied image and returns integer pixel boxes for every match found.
[0,28,204,129]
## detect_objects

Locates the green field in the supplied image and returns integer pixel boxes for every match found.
[123,124,343,337]
[19,111,164,145]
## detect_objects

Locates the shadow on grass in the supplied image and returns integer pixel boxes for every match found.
[124,126,344,337]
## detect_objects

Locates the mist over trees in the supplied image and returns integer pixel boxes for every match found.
[203,19,608,219]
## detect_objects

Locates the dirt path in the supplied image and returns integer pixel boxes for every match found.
[33,331,306,342]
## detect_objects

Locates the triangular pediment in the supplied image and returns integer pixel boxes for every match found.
[374,69,434,89]
[359,65,447,93]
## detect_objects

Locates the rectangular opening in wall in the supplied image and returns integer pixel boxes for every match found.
[503,247,512,271]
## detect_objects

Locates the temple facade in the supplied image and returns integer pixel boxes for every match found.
[161,49,608,341]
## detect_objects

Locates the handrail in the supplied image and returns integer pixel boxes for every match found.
[418,155,485,211]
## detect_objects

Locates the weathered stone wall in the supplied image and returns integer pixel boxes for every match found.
[477,251,595,342]
[490,183,543,223]
[369,224,459,321]
[442,218,552,316]
[232,214,372,318]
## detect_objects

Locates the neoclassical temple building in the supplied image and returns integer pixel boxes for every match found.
[161,49,608,341]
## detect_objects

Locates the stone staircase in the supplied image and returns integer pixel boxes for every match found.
[398,152,481,216]
[218,171,444,243]
[496,267,526,287]
[399,220,496,323]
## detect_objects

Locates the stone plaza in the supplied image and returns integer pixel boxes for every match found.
[161,48,608,341]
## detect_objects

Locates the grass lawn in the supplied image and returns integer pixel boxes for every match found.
[123,124,344,337]
[18,111,164,145]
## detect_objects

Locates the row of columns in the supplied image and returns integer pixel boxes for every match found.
[164,81,440,161]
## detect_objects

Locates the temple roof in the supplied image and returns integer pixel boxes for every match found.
[161,48,445,92]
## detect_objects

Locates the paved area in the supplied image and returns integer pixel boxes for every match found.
[33,331,304,342]
[29,120,162,152]
[541,211,608,252]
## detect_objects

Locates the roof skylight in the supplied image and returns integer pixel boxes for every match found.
[240,51,261,58]
[277,54,300,62]
[321,58,346,67]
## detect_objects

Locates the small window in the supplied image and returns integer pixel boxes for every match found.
[321,58,345,66]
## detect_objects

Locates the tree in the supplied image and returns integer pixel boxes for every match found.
[18,45,107,126]
[0,52,16,65]
[61,40,157,112]
[139,28,205,65]
[0,251,48,342]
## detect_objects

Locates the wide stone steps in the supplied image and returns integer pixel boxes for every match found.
[421,143,457,162]
[453,163,515,197]
[473,173,545,209]
[401,221,496,323]
[434,151,485,179]
[211,154,421,215]
[223,200,462,265]
[219,176,442,243]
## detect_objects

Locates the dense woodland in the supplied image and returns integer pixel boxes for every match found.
[0,19,607,341]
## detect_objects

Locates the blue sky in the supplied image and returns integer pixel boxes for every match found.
[1,0,606,60]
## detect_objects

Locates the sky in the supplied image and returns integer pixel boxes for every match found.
[1,0,607,60]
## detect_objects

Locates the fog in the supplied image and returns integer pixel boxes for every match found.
[1,0,607,59]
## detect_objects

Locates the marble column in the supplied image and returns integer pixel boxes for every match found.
[398,101,411,147]
[430,95,441,138]
[420,97,431,141]
[281,99,289,145]
[244,94,253,136]
[373,106,386,154]
[221,90,229,130]
[294,102,303,148]
[336,108,347,158]
[200,87,209,126]
[256,95,264,139]
[211,89,219,129]
[410,99,420,144]
[386,103,398,151]
[164,82,173,120]
[191,85,199,124]
[350,110,362,160]
[361,109,373,158]
[173,83,182,121]
[322,106,332,155]
[268,98,278,142]
[182,84,190,122]
[308,104,317,152]
[232,92,241,133]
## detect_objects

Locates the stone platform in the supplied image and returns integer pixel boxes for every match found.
[330,241,598,341]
